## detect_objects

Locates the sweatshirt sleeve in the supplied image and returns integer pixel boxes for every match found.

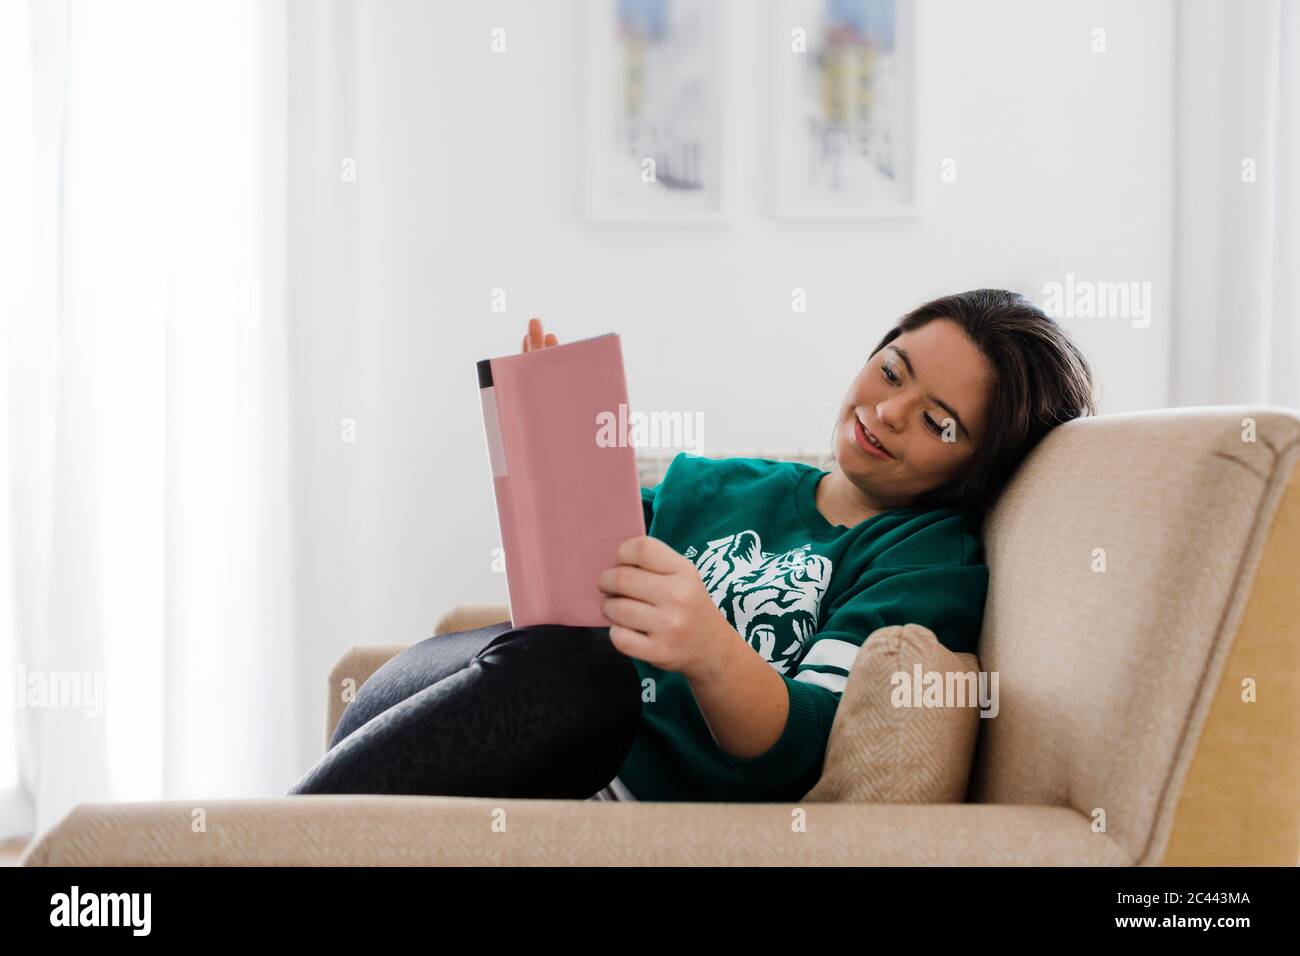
[718,558,988,789]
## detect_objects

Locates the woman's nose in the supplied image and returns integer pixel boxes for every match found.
[876,401,903,432]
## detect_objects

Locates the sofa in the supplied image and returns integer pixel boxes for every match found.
[20,405,1300,865]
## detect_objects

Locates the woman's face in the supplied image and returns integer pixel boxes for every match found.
[832,318,994,509]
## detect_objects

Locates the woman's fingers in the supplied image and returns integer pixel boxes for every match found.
[602,595,658,634]
[521,318,559,353]
[606,624,656,663]
[614,535,683,574]
[597,563,664,604]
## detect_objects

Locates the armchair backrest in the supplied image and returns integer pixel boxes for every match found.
[967,406,1300,865]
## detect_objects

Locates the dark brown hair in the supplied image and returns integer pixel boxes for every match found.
[832,289,1096,516]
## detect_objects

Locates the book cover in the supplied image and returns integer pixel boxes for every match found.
[476,333,644,628]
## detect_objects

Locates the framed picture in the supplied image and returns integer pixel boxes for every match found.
[584,0,727,223]
[773,0,918,218]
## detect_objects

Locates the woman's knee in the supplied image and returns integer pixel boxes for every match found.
[329,622,512,748]
[472,624,642,720]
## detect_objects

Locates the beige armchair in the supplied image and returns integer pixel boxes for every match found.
[21,406,1300,865]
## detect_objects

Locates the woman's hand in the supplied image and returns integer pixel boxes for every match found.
[521,316,559,353]
[597,535,734,680]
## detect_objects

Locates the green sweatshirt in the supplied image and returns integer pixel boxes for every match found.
[615,452,988,803]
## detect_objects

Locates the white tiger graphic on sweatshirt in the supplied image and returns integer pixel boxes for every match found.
[690,530,832,675]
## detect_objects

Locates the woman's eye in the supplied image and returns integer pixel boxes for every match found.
[924,414,943,435]
[882,363,900,385]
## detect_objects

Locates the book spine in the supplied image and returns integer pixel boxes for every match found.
[478,362,520,627]
[478,358,547,627]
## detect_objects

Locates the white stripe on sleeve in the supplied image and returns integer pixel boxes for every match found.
[793,669,847,695]
[799,637,860,673]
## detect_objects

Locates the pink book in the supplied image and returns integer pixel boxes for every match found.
[476,333,645,628]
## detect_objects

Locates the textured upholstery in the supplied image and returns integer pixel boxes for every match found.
[803,624,982,805]
[20,797,1128,866]
[965,406,1300,866]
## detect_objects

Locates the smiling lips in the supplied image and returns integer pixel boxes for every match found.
[854,416,895,460]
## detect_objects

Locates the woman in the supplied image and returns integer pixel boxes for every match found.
[289,290,1095,803]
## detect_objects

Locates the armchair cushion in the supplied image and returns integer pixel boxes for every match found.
[804,623,982,804]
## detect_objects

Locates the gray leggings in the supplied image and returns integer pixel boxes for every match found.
[289,622,644,800]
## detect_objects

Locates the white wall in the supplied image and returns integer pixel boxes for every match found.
[286,0,1174,769]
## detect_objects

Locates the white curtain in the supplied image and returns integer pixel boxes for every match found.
[0,0,300,839]
[1170,0,1300,408]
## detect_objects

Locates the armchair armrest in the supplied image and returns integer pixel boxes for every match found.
[433,604,511,636]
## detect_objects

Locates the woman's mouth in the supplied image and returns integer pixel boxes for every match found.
[854,416,894,460]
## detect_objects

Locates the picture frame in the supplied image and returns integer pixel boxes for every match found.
[772,0,919,219]
[583,0,729,223]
